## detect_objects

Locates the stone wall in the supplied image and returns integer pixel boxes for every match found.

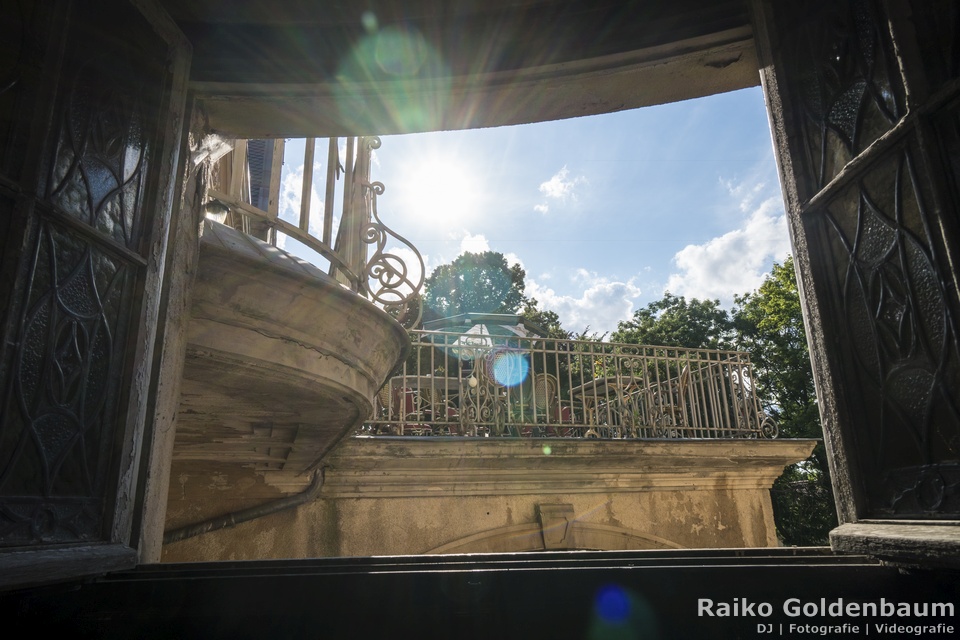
[161,437,815,561]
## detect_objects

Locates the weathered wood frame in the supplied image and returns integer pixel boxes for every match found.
[752,0,960,565]
[0,0,191,585]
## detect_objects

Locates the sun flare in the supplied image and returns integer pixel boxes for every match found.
[392,150,482,228]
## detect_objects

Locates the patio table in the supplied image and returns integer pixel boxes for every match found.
[387,375,462,433]
[570,377,642,436]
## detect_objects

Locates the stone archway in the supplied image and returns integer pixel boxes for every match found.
[427,520,685,554]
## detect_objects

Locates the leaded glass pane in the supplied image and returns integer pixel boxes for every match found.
[806,143,960,517]
[774,0,904,198]
[0,221,136,545]
[42,4,162,253]
[45,57,151,249]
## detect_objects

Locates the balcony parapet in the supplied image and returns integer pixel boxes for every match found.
[326,436,816,498]
[173,221,409,476]
[206,136,424,327]
[161,436,817,560]
[365,330,779,440]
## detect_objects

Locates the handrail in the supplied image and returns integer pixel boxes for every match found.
[205,136,424,325]
[364,330,779,439]
[206,187,360,286]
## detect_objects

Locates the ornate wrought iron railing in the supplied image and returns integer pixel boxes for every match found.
[365,330,779,439]
[205,137,424,325]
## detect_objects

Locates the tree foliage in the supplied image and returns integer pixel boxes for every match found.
[422,248,836,545]
[732,257,818,439]
[520,297,571,340]
[608,261,836,545]
[732,257,837,545]
[611,293,733,349]
[422,251,526,318]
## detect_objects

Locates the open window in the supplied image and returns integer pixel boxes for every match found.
[2,0,958,592]
[753,0,960,566]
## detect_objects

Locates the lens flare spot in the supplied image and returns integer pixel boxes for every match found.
[595,584,630,624]
[335,26,451,133]
[374,26,428,76]
[490,351,529,388]
[361,11,378,32]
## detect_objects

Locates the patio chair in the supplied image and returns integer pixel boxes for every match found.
[537,372,564,421]
[418,384,460,435]
[379,382,435,435]
[515,372,555,436]
[533,373,577,437]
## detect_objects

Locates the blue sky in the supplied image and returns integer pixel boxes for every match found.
[277,86,790,335]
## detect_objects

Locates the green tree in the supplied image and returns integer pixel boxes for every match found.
[611,293,733,349]
[610,273,836,545]
[519,297,579,395]
[520,297,571,340]
[732,256,837,545]
[423,251,526,318]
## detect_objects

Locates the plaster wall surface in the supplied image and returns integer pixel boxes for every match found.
[161,438,815,561]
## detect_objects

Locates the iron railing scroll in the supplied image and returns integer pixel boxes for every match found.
[205,136,424,327]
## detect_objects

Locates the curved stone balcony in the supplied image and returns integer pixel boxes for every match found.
[171,221,408,488]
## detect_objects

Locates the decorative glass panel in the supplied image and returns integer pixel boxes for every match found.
[42,5,162,253]
[0,221,135,545]
[807,144,960,517]
[45,55,152,250]
[774,0,904,198]
[0,0,174,560]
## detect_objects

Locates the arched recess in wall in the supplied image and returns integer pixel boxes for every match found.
[427,522,685,554]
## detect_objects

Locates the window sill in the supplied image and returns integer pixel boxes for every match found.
[830,521,960,569]
[0,543,137,591]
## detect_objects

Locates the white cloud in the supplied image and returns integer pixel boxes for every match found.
[527,271,641,336]
[451,231,521,268]
[664,197,790,304]
[504,252,524,270]
[539,165,586,201]
[533,166,586,215]
[459,232,490,254]
[279,163,326,237]
[720,177,768,213]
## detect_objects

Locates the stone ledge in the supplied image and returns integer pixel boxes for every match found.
[830,521,960,569]
[196,27,758,137]
[320,437,817,498]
